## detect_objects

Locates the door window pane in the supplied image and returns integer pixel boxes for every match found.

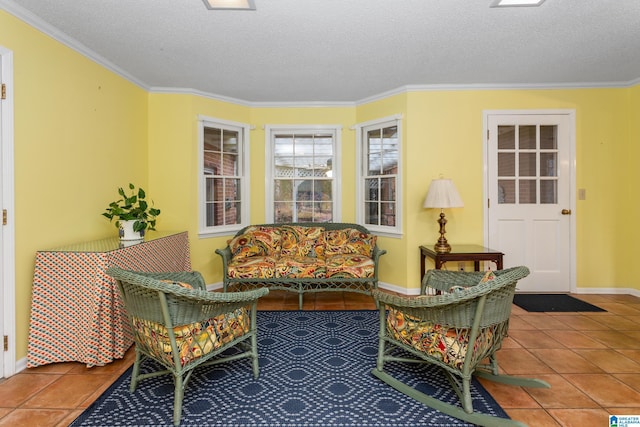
[498,126,515,150]
[519,180,537,204]
[540,153,557,177]
[540,126,558,149]
[519,153,537,176]
[519,126,536,149]
[540,180,557,204]
[498,153,515,176]
[498,180,515,204]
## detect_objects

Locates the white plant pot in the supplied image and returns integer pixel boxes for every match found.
[119,220,145,241]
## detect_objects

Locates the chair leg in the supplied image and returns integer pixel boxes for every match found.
[473,354,550,389]
[371,368,527,427]
[130,349,142,392]
[250,306,260,379]
[474,368,551,389]
[376,308,387,372]
[173,374,184,427]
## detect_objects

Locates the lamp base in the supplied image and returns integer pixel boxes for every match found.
[434,240,451,253]
[434,211,451,253]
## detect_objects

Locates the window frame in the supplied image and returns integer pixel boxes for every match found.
[264,125,342,224]
[355,115,403,237]
[198,114,251,238]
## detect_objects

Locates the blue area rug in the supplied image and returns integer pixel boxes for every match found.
[71,310,508,426]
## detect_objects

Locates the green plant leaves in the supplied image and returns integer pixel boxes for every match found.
[103,183,161,231]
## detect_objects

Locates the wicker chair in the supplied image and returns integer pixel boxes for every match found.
[371,266,550,427]
[107,267,269,426]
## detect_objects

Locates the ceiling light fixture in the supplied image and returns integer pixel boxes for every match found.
[202,0,256,10]
[490,0,546,7]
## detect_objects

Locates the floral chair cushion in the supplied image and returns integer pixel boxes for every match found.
[275,256,327,278]
[132,307,250,367]
[325,228,377,257]
[228,226,282,259]
[280,226,326,258]
[325,254,375,278]
[160,280,193,289]
[478,270,496,284]
[386,308,495,369]
[227,256,277,279]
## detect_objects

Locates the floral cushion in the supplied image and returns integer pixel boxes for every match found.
[132,307,250,367]
[275,256,327,278]
[325,228,377,257]
[160,280,193,289]
[280,226,325,258]
[227,256,277,279]
[325,254,375,278]
[386,308,494,369]
[228,226,282,259]
[479,270,496,283]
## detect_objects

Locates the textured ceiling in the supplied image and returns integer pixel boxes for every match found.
[2,0,640,103]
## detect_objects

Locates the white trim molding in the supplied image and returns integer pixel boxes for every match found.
[0,45,16,377]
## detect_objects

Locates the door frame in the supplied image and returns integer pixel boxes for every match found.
[482,109,577,293]
[1,46,16,377]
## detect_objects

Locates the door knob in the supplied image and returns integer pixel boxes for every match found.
[561,209,572,215]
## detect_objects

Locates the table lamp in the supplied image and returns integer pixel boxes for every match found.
[423,178,464,253]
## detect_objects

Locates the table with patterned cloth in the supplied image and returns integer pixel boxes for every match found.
[27,231,191,368]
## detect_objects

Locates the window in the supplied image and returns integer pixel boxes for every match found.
[265,126,341,223]
[198,115,250,237]
[497,124,558,204]
[356,116,401,236]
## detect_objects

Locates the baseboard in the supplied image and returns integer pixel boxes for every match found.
[575,287,640,297]
[14,356,27,374]
[207,281,223,291]
[377,281,421,295]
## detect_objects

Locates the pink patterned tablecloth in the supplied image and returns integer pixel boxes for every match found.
[28,231,191,368]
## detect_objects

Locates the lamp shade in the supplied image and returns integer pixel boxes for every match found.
[423,179,464,209]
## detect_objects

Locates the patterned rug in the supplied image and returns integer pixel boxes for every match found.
[71,310,508,426]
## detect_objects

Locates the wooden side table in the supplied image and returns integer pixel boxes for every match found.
[420,244,504,278]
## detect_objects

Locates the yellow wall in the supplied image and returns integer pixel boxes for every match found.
[147,93,252,280]
[619,84,640,287]
[1,11,148,360]
[3,9,640,363]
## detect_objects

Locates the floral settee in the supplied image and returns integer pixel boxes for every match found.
[216,222,386,309]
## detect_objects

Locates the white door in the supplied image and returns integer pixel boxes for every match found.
[0,46,16,377]
[485,111,575,293]
[0,51,5,378]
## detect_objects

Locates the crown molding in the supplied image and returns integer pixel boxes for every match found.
[148,87,253,107]
[0,0,148,91]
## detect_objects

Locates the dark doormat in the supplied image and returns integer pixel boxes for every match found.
[513,294,606,312]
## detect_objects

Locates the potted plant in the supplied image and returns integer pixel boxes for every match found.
[102,183,161,240]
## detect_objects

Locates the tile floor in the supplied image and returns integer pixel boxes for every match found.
[0,291,639,426]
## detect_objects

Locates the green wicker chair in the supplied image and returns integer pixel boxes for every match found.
[107,267,269,427]
[371,266,550,427]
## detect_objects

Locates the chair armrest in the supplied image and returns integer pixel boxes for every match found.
[131,271,207,291]
[215,247,233,278]
[373,246,387,262]
[372,288,474,309]
[421,270,487,294]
